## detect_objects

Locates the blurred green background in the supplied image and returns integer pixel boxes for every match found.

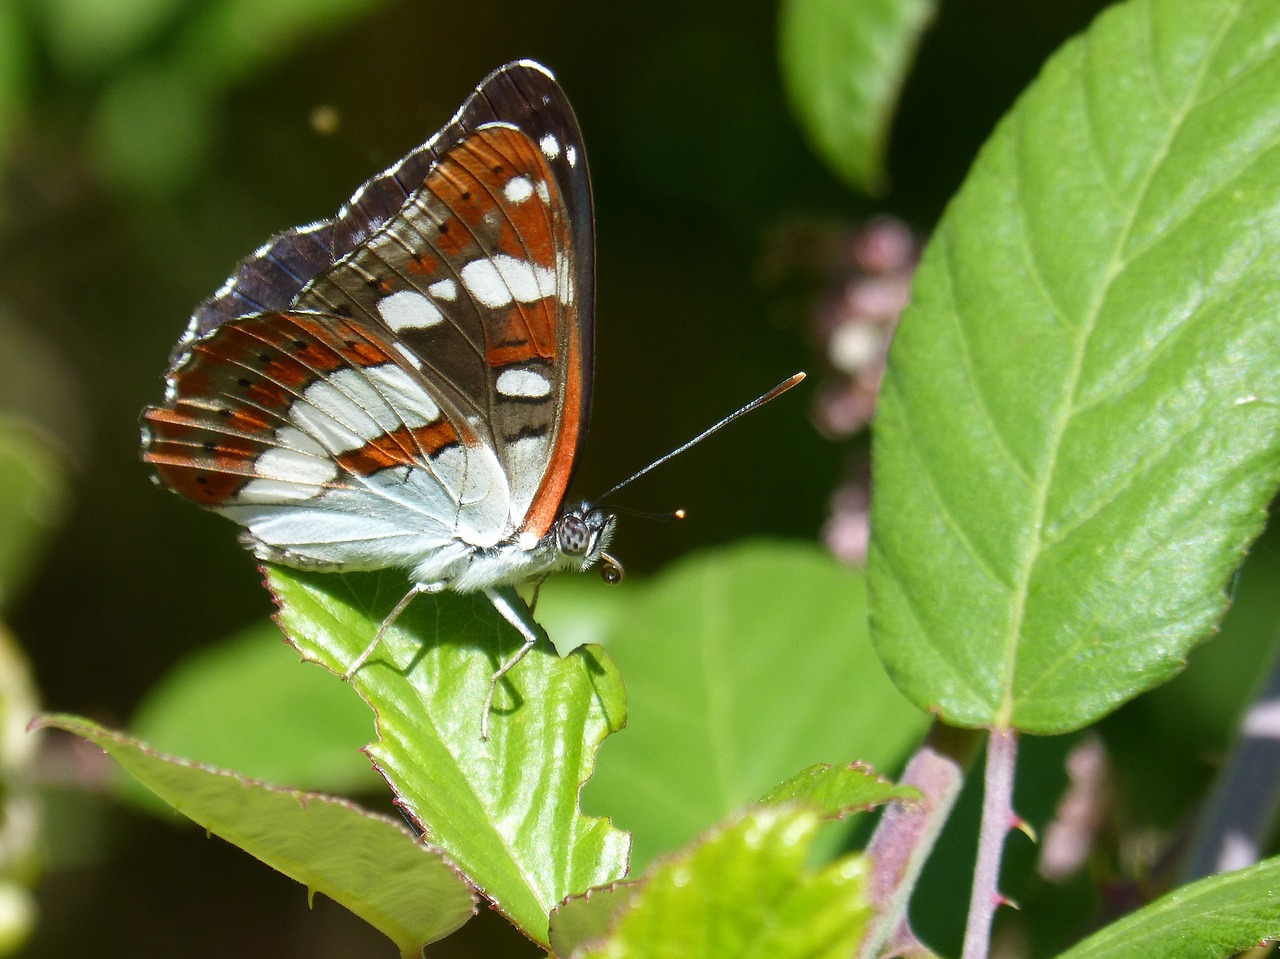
[13,0,1274,956]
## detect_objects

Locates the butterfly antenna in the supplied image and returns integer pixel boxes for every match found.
[597,372,805,503]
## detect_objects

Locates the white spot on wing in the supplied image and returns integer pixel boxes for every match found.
[377,289,443,331]
[535,181,551,204]
[364,363,441,424]
[238,478,326,504]
[428,278,457,301]
[504,433,551,520]
[292,363,440,452]
[394,341,423,368]
[566,144,577,167]
[277,426,326,457]
[539,134,560,159]
[496,367,552,398]
[253,447,339,486]
[460,255,557,308]
[556,250,575,304]
[503,176,534,203]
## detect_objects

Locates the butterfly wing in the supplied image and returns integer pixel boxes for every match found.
[142,61,593,582]
[142,310,513,579]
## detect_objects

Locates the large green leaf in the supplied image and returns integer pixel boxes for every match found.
[1053,856,1280,959]
[540,542,927,869]
[35,714,477,956]
[779,0,936,193]
[269,567,629,947]
[868,0,1280,733]
[129,620,380,801]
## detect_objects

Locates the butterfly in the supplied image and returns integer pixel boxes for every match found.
[141,60,801,738]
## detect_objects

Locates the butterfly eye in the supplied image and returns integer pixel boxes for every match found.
[557,513,590,555]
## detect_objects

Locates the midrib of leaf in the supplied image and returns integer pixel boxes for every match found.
[992,0,1240,726]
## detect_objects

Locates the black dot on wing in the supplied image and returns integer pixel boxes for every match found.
[344,339,357,349]
[218,408,233,418]
[461,191,472,201]
[335,305,354,317]
[492,165,504,174]
[258,353,273,364]
[292,340,308,352]
[196,475,208,484]
[439,222,451,235]
[237,377,252,388]
[203,441,217,452]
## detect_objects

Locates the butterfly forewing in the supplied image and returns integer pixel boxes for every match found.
[296,121,585,537]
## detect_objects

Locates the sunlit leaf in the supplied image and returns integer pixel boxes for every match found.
[36,714,477,955]
[868,0,1280,733]
[579,806,870,959]
[270,567,629,947]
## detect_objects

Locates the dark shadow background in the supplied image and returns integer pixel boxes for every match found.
[0,1,1140,955]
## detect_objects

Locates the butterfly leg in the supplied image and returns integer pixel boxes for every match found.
[342,581,440,681]
[481,587,541,740]
[527,576,550,615]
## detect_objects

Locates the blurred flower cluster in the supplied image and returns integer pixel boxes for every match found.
[766,215,918,564]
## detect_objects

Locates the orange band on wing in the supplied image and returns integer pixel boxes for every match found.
[521,323,584,537]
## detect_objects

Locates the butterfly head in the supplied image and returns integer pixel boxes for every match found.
[552,502,621,582]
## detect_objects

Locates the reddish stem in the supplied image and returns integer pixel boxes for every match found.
[859,723,981,958]
[961,727,1019,959]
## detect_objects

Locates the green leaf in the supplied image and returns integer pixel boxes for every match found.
[269,567,629,947]
[549,882,642,958]
[1054,856,1280,959]
[129,620,380,802]
[35,714,477,956]
[760,762,919,817]
[578,806,871,959]
[868,0,1280,732]
[546,542,927,869]
[779,0,937,193]
[0,423,69,610]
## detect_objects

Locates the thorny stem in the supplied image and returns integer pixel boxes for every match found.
[859,723,982,959]
[961,727,1019,959]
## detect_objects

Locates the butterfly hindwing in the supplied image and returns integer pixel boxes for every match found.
[142,310,514,577]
